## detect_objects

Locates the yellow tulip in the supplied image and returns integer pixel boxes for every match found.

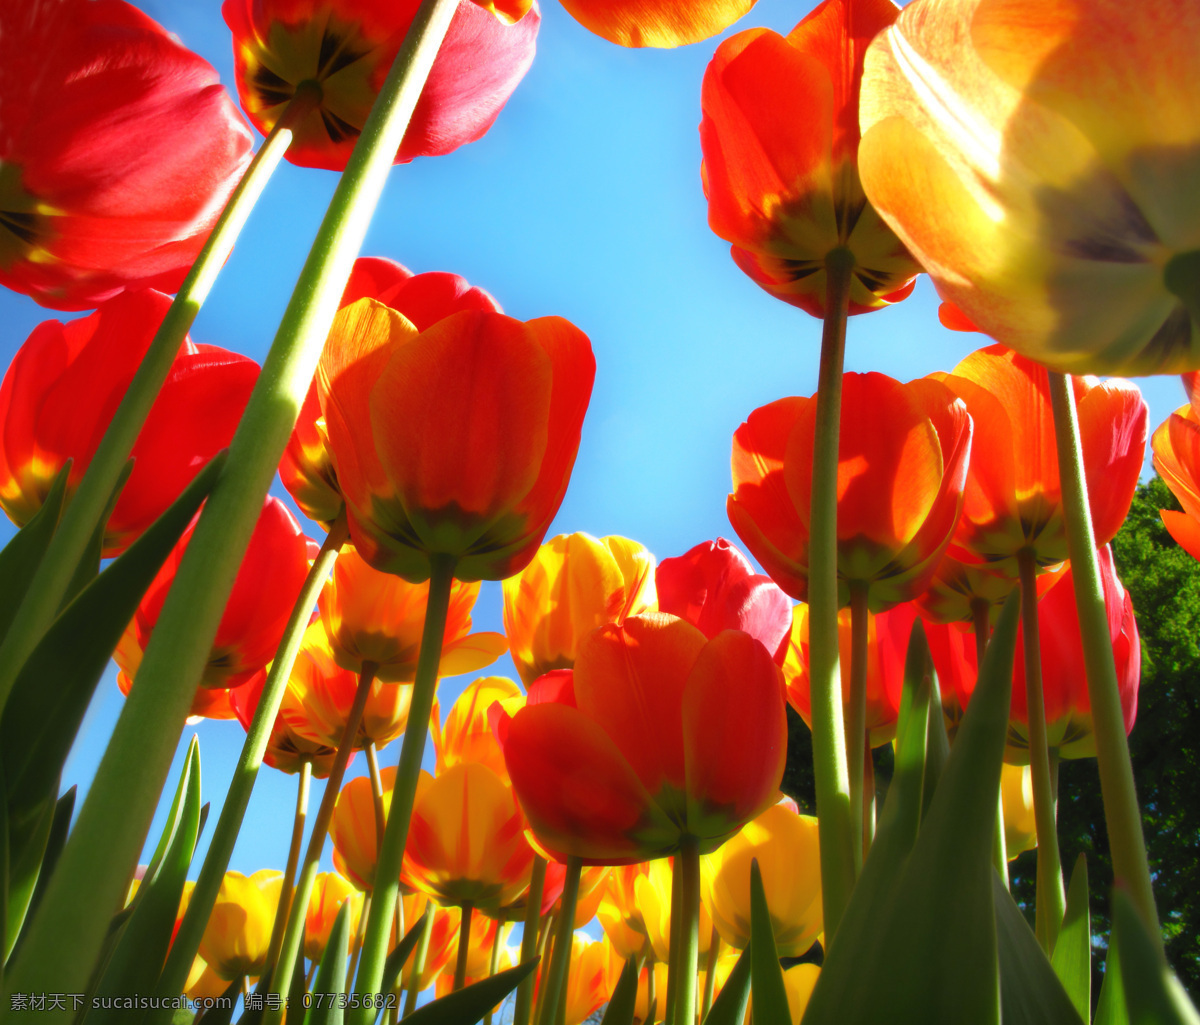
[597,863,654,961]
[636,857,714,963]
[1001,762,1038,859]
[198,870,283,979]
[785,964,821,1023]
[432,676,524,782]
[560,933,620,1025]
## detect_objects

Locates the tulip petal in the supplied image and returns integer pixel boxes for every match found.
[1161,509,1200,562]
[558,0,754,48]
[1075,378,1147,544]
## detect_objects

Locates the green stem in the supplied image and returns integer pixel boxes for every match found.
[403,906,435,1017]
[847,581,869,876]
[349,892,372,988]
[1047,370,1161,948]
[646,959,658,1025]
[0,85,319,716]
[663,856,682,1025]
[513,856,547,1025]
[262,758,313,985]
[351,555,457,1020]
[265,661,378,1025]
[807,246,857,946]
[366,741,387,855]
[975,604,1009,889]
[149,522,346,1014]
[536,858,581,1025]
[700,926,720,1022]
[4,0,458,997]
[483,914,504,1025]
[1018,550,1065,954]
[454,903,474,992]
[671,841,700,1025]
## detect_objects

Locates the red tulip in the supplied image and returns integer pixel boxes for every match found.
[223,0,539,172]
[0,0,252,310]
[655,538,792,663]
[0,290,259,557]
[281,259,501,529]
[497,614,787,865]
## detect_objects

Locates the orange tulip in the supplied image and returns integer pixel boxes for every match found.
[406,903,461,993]
[432,676,523,783]
[597,863,654,961]
[729,371,971,610]
[318,544,506,682]
[940,345,1147,576]
[198,870,283,979]
[858,0,1200,375]
[502,533,657,686]
[228,668,340,778]
[556,0,753,48]
[401,764,534,910]
[305,873,364,961]
[558,933,620,1025]
[699,0,920,316]
[319,300,594,583]
[1152,402,1200,559]
[498,614,787,864]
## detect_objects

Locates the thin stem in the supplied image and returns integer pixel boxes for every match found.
[351,555,457,1016]
[671,841,700,1025]
[646,960,658,1025]
[974,608,1009,889]
[513,856,547,1025]
[1048,370,1161,948]
[847,582,870,876]
[483,916,504,1025]
[454,903,474,992]
[265,661,378,1024]
[349,892,372,986]
[366,741,387,855]
[972,598,991,670]
[153,521,346,1011]
[536,858,581,1025]
[700,927,720,1022]
[0,85,320,714]
[403,908,435,1018]
[863,744,876,854]
[1018,550,1065,954]
[807,246,857,946]
[663,856,682,1025]
[263,759,313,983]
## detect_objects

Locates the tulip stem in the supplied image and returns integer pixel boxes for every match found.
[0,84,320,717]
[807,245,857,945]
[366,741,387,856]
[671,841,700,1025]
[262,758,313,986]
[664,856,682,1025]
[513,856,547,1025]
[700,926,720,1022]
[1048,370,1161,949]
[847,581,869,875]
[266,660,378,1024]
[6,0,458,995]
[1017,550,1065,954]
[151,521,347,1015]
[403,907,435,1017]
[536,858,581,1025]
[483,917,504,1025]
[350,893,372,986]
[454,904,474,992]
[351,555,457,1022]
[974,605,1009,889]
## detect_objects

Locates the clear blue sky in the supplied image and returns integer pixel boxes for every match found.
[0,0,1186,887]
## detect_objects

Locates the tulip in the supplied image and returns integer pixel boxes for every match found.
[282,259,502,529]
[331,767,406,891]
[784,601,914,749]
[305,873,364,961]
[702,801,822,957]
[858,0,1200,375]
[432,676,523,782]
[318,299,595,582]
[1152,402,1200,559]
[557,0,753,48]
[498,614,787,864]
[636,857,714,963]
[656,538,792,661]
[502,533,657,686]
[186,961,232,1001]
[318,545,506,682]
[0,0,252,310]
[938,345,1146,577]
[0,290,258,556]
[784,964,820,1024]
[632,962,668,1025]
[729,371,971,610]
[558,933,619,1025]
[198,870,283,979]
[597,863,654,962]
[223,0,539,171]
[228,662,341,778]
[116,498,311,712]
[401,763,534,911]
[699,0,920,316]
[1001,764,1038,860]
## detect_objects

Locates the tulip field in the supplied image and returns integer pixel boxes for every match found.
[0,0,1197,1023]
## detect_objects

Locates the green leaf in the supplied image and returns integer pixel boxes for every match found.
[62,461,133,610]
[598,955,640,1025]
[3,786,55,963]
[922,665,950,818]
[303,899,353,1025]
[0,454,222,833]
[802,592,1020,1025]
[993,872,1084,1024]
[1113,888,1200,1024]
[702,946,750,1025]
[1095,939,1128,1025]
[401,959,537,1025]
[749,859,789,1025]
[85,738,201,1025]
[8,786,75,965]
[0,463,71,651]
[1051,854,1091,1022]
[380,909,429,997]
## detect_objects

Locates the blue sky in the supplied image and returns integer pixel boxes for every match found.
[0,0,1187,906]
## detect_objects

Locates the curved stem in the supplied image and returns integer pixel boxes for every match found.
[351,555,457,1017]
[402,907,435,1018]
[1018,550,1065,954]
[265,661,378,1024]
[1048,370,1161,948]
[671,841,700,1025]
[152,521,346,1012]
[0,85,319,715]
[536,858,581,1025]
[847,582,869,875]
[513,856,547,1025]
[365,741,387,855]
[807,246,857,945]
[262,758,313,984]
[454,903,474,992]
